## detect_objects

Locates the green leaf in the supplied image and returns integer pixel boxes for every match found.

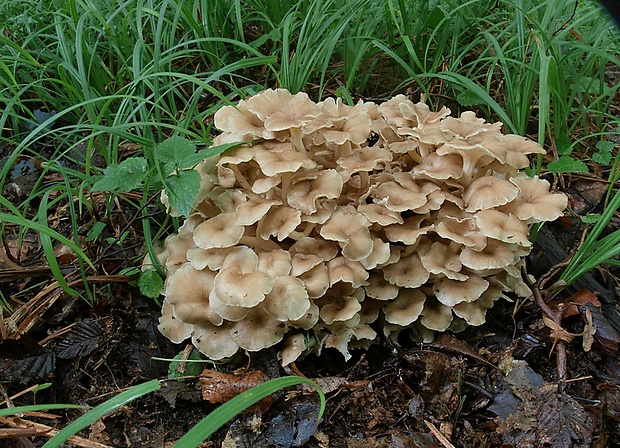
[457,90,484,107]
[138,269,163,299]
[547,156,589,174]
[555,133,573,156]
[592,150,612,165]
[596,140,614,152]
[85,221,106,243]
[167,349,206,379]
[91,157,148,192]
[164,170,201,218]
[581,213,602,224]
[157,136,197,165]
[426,5,445,28]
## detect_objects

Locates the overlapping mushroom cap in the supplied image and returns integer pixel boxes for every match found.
[151,88,568,362]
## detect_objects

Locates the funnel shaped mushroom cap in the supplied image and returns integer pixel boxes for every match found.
[158,300,193,344]
[193,213,244,250]
[421,299,454,331]
[192,322,239,360]
[507,175,568,223]
[212,247,274,308]
[383,289,426,326]
[475,209,531,247]
[231,307,288,351]
[383,253,430,288]
[460,240,517,271]
[287,169,343,215]
[165,263,223,326]
[463,176,519,212]
[320,206,373,261]
[281,333,307,366]
[213,266,273,308]
[263,275,310,321]
[433,275,489,307]
[320,294,363,325]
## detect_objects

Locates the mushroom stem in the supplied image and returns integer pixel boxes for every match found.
[195,198,221,218]
[358,171,370,197]
[239,235,282,252]
[291,222,316,239]
[229,164,254,192]
[281,172,291,206]
[290,127,308,157]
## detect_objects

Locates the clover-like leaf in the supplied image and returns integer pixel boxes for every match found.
[547,156,588,174]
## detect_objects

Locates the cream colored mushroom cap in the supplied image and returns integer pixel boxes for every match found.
[507,175,568,223]
[433,275,489,307]
[193,213,244,250]
[383,289,426,326]
[262,275,311,322]
[158,300,193,344]
[320,295,363,325]
[319,206,373,261]
[420,299,454,331]
[382,252,430,288]
[459,239,517,271]
[164,263,223,326]
[192,322,239,360]
[281,333,307,366]
[475,209,531,247]
[230,306,288,351]
[463,176,519,212]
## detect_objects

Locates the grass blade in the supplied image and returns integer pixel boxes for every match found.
[173,376,326,447]
[0,404,86,417]
[41,379,161,448]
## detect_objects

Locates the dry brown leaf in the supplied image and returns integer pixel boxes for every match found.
[199,369,271,413]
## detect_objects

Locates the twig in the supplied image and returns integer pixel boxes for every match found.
[522,267,567,392]
[0,416,113,448]
[425,420,456,448]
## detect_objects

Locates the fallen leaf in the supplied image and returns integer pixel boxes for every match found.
[199,369,272,413]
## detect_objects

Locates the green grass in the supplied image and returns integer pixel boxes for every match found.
[1,376,325,447]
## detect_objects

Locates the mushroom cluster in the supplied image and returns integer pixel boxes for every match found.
[148,89,567,363]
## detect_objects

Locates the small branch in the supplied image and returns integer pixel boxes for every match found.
[522,267,567,391]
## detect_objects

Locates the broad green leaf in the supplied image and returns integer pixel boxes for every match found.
[164,169,201,218]
[91,157,148,192]
[157,136,197,165]
[581,213,602,224]
[547,156,589,174]
[457,90,484,107]
[555,133,573,156]
[138,269,163,299]
[596,140,614,152]
[592,150,612,165]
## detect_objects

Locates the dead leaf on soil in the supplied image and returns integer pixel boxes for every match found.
[199,369,272,413]
[55,318,103,359]
[0,336,55,384]
[492,358,594,447]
